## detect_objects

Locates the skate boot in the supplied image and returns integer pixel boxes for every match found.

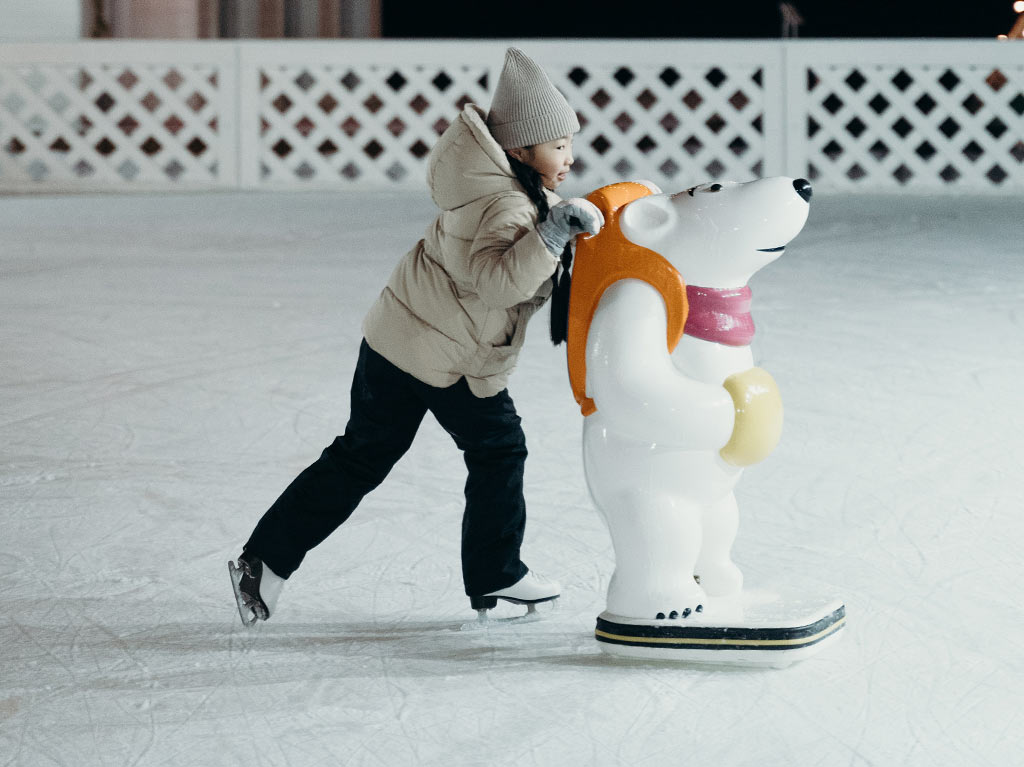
[470,569,560,623]
[228,551,284,627]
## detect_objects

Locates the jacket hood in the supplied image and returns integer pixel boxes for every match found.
[427,104,522,211]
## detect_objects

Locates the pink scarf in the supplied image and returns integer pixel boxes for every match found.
[684,286,754,346]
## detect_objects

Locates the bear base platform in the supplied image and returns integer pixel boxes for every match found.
[595,590,845,667]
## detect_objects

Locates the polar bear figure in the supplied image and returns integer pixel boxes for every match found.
[574,177,812,622]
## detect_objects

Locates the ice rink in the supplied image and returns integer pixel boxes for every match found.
[2,186,1021,766]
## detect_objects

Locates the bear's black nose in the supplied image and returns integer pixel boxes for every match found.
[794,178,813,202]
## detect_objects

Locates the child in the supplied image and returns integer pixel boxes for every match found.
[229,47,604,625]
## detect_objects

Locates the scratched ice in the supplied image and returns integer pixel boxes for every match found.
[1,187,1021,766]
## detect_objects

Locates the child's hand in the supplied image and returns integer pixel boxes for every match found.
[537,198,604,256]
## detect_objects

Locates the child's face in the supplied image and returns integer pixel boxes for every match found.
[509,135,575,190]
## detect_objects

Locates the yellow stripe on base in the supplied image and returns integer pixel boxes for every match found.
[595,616,846,648]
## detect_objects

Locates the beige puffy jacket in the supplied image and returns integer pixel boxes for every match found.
[362,104,561,398]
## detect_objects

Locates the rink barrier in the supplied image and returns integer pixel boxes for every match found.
[0,40,1021,194]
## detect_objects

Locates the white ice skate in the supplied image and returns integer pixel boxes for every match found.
[228,552,284,627]
[469,569,560,625]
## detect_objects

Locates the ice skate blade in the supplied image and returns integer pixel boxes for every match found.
[459,599,554,631]
[228,560,264,628]
[595,594,845,667]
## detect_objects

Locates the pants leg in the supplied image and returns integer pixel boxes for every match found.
[244,340,427,577]
[424,379,529,596]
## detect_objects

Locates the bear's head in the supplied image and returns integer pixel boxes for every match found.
[618,177,812,288]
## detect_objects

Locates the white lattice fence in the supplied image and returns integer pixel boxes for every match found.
[545,43,784,189]
[244,44,496,187]
[787,42,1024,192]
[0,43,237,191]
[1,41,1022,194]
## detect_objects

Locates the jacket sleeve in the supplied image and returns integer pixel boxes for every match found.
[468,199,559,309]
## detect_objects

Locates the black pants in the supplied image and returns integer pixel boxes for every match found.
[244,339,529,597]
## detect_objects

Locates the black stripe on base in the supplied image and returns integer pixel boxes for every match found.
[595,605,846,651]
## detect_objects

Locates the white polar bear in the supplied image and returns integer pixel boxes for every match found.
[568,177,812,624]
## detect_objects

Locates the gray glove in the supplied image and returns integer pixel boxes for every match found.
[536,197,605,256]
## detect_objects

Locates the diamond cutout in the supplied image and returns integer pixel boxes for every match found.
[962,140,983,163]
[409,140,430,159]
[729,91,750,111]
[938,70,961,92]
[119,115,141,136]
[986,165,1008,183]
[636,89,657,110]
[319,93,339,114]
[660,68,680,88]
[386,71,407,92]
[592,89,611,109]
[364,139,384,159]
[432,72,453,92]
[295,116,315,137]
[823,93,844,115]
[613,158,634,175]
[705,113,726,134]
[272,139,292,158]
[295,71,316,91]
[636,135,657,154]
[163,70,184,90]
[683,136,703,156]
[961,94,984,115]
[341,71,361,91]
[140,136,162,155]
[845,117,867,138]
[341,116,361,137]
[660,113,680,133]
[705,68,727,88]
[318,139,338,156]
[614,68,635,87]
[591,135,611,155]
[272,94,293,114]
[614,112,634,132]
[163,115,184,135]
[117,69,139,90]
[187,137,207,156]
[97,137,118,157]
[683,90,703,110]
[915,94,937,115]
[409,94,430,115]
[939,165,960,182]
[939,117,961,138]
[891,70,913,92]
[845,70,867,91]
[387,117,406,137]
[986,69,1008,92]
[869,140,890,161]
[916,141,937,161]
[893,164,913,184]
[95,92,116,112]
[569,68,589,87]
[186,92,207,112]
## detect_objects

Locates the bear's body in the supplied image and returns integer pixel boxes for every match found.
[572,177,812,625]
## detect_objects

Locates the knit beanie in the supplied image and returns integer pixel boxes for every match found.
[486,47,581,150]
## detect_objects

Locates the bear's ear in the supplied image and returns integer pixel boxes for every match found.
[620,194,675,243]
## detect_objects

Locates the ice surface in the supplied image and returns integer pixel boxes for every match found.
[1,187,1021,766]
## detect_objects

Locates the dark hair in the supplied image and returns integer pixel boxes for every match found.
[506,153,573,346]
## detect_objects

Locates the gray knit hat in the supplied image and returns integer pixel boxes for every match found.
[486,47,581,150]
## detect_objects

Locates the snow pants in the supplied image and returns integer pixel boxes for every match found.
[244,339,529,597]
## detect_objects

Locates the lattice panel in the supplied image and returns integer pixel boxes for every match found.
[255,64,491,186]
[0,62,226,188]
[551,62,770,188]
[803,63,1024,191]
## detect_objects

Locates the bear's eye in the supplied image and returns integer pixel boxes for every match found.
[686,186,697,197]
[707,184,723,192]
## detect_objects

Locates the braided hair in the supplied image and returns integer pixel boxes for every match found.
[507,153,574,346]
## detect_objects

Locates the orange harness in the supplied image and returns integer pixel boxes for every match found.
[567,183,689,417]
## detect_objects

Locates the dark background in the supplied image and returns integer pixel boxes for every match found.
[382,1,1019,39]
